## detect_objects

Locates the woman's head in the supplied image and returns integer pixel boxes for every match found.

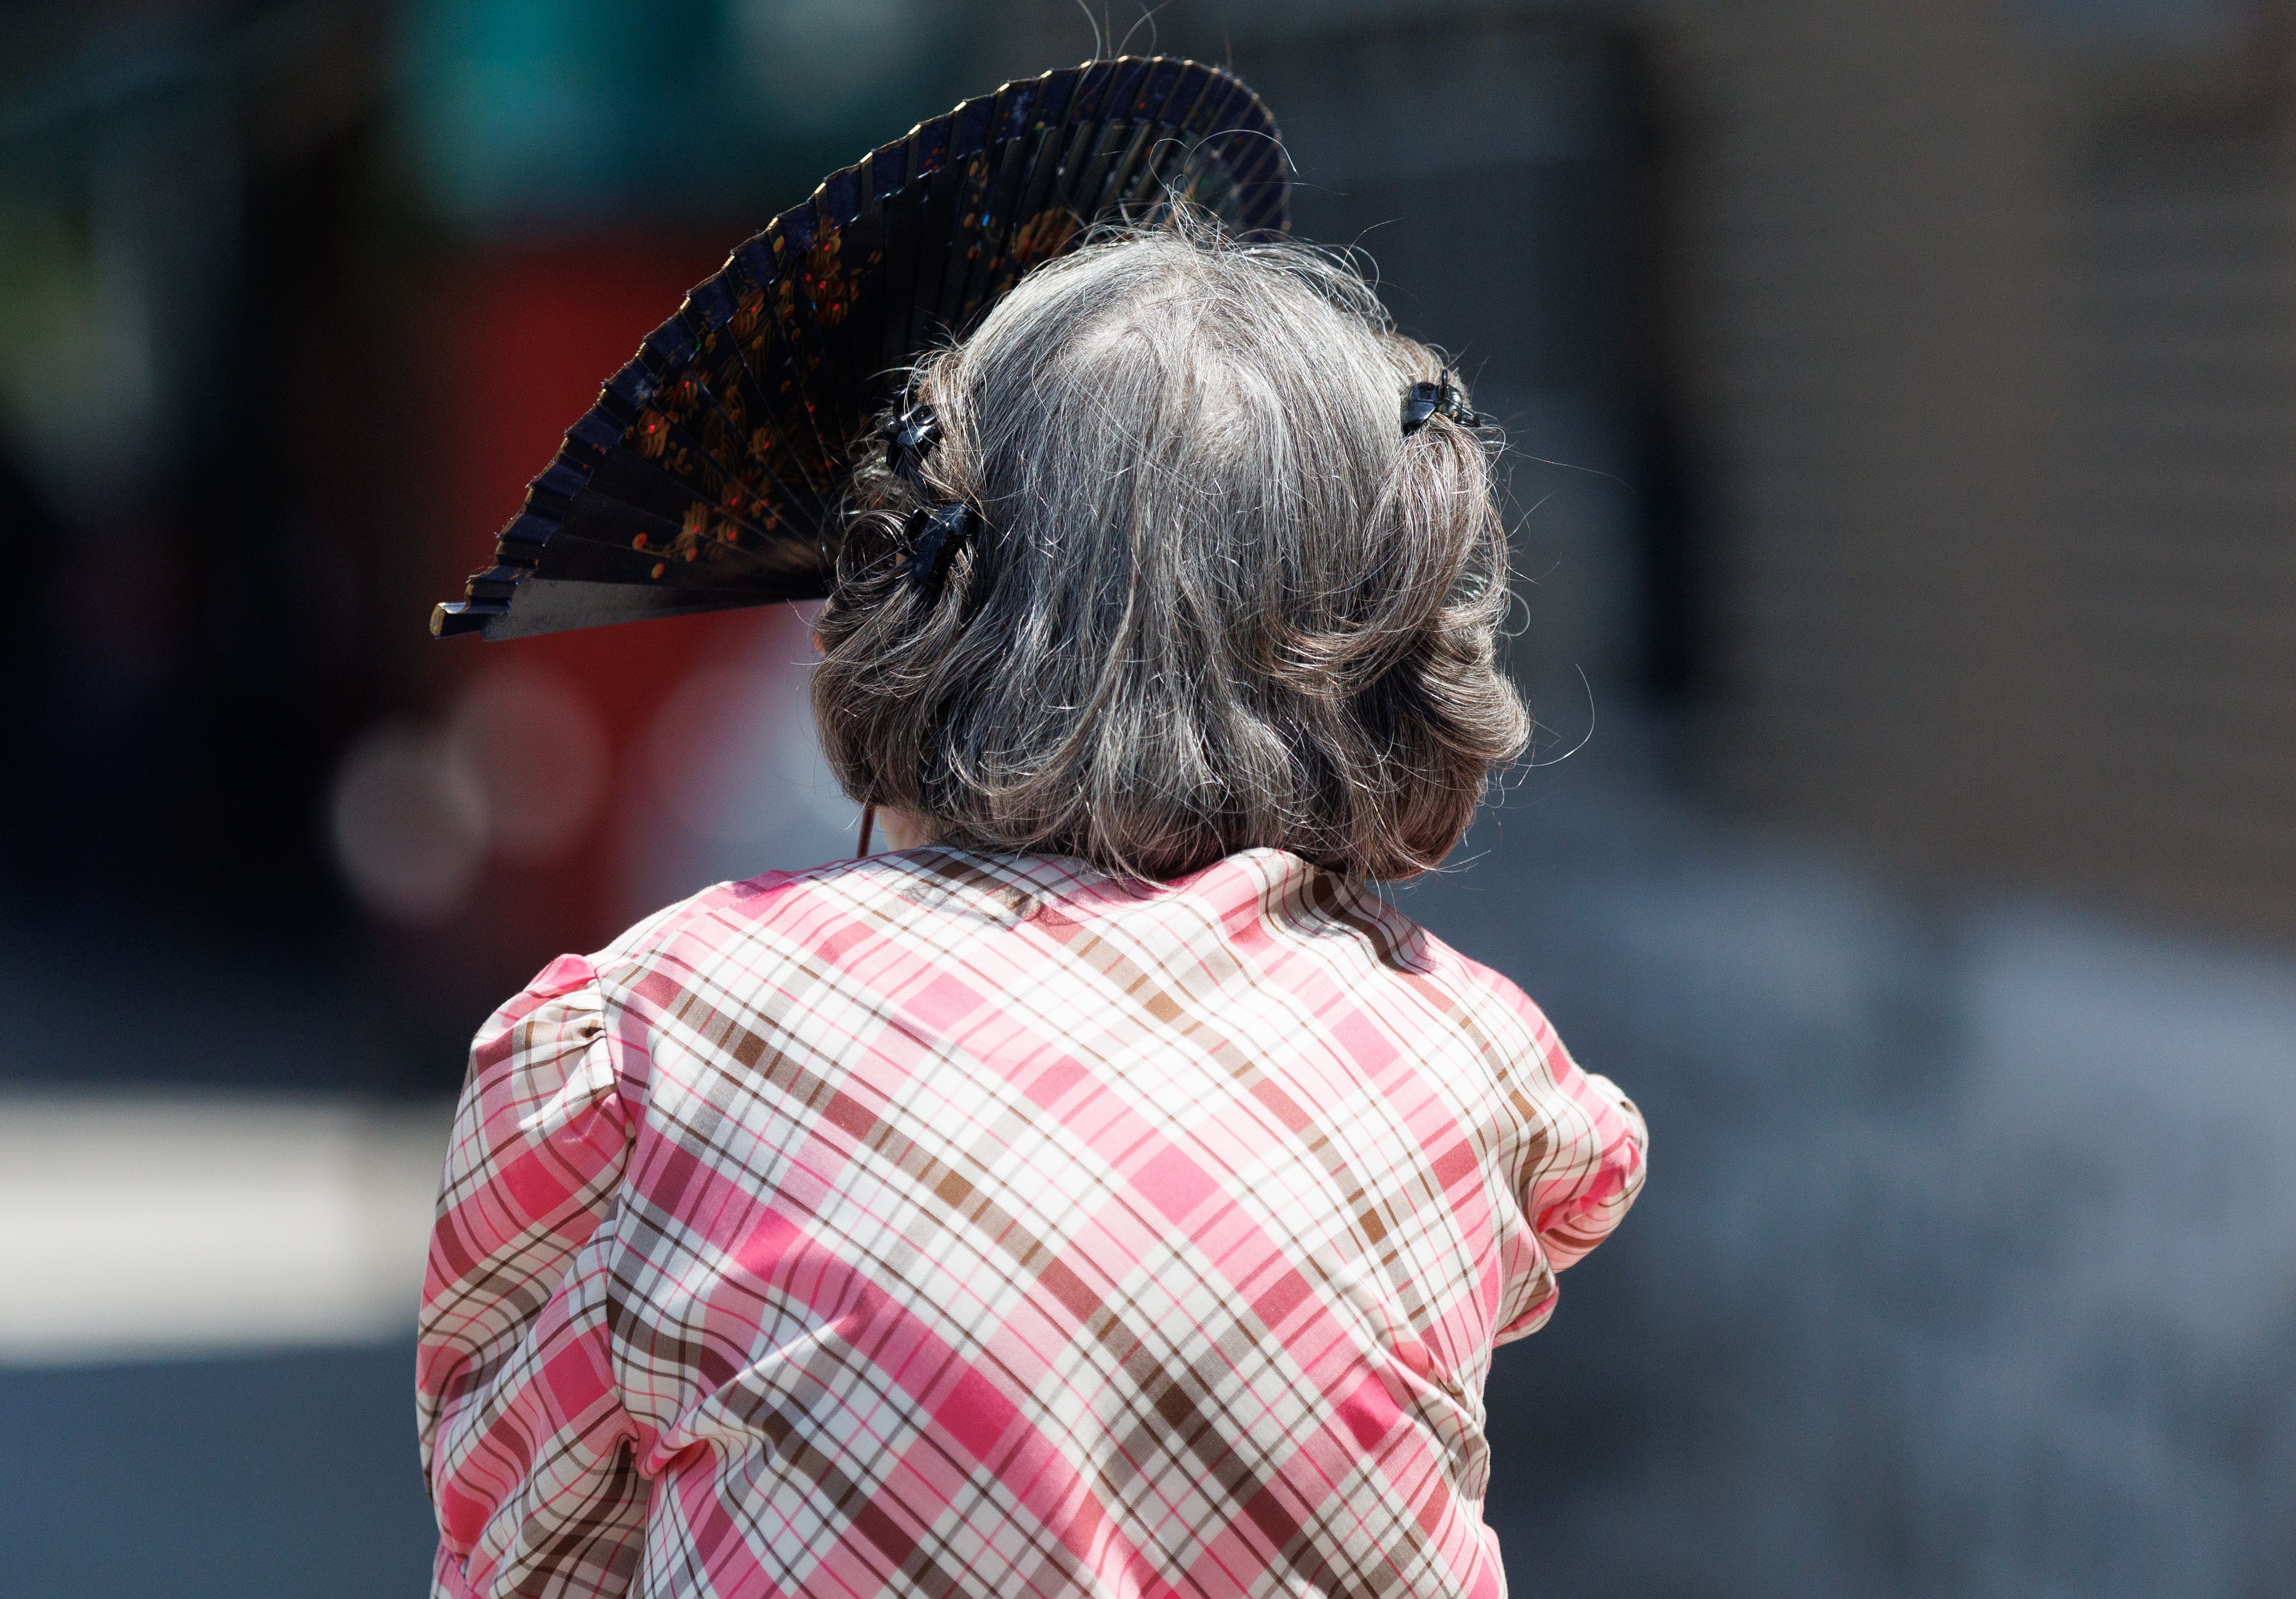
[812,224,1528,881]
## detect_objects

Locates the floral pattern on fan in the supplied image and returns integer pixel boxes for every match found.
[434,56,1287,641]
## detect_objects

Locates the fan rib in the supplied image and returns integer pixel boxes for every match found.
[436,56,1289,641]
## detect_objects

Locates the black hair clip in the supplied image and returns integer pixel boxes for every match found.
[1400,378,1494,436]
[903,500,979,592]
[882,403,942,488]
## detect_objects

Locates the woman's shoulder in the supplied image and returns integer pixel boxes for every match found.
[568,845,1559,1056]
[579,848,1075,989]
[1278,865,1573,1071]
[1259,856,1544,1005]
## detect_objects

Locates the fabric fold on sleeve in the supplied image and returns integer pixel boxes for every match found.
[417,953,647,1599]
[1529,1065,1646,1270]
[1495,1008,1649,1343]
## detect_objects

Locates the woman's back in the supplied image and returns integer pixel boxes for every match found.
[421,847,1642,1599]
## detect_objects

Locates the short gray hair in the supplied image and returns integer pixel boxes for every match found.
[812,224,1528,881]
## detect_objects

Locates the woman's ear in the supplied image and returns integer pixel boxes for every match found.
[812,628,827,658]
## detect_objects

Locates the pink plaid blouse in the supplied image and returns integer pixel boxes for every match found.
[419,847,1644,1599]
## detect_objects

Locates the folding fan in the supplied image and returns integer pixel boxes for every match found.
[431,56,1288,641]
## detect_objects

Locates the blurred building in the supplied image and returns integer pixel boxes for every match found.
[1204,0,2296,948]
[1627,0,2296,945]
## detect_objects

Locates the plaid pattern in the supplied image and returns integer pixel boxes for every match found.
[419,847,1645,1599]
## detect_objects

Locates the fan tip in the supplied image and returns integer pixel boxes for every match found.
[431,602,494,639]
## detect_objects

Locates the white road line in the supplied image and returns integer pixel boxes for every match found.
[0,1093,453,1366]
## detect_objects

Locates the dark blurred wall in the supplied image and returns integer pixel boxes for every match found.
[2047,9,2296,934]
[0,3,398,936]
[989,0,2296,947]
[1624,0,2296,944]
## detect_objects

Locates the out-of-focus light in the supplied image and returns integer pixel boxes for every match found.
[731,0,927,132]
[621,618,859,910]
[329,720,488,924]
[648,659,855,843]
[446,663,609,864]
[649,665,795,843]
[0,193,160,516]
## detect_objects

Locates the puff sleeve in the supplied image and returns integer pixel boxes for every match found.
[1494,1002,1648,1343]
[417,954,645,1599]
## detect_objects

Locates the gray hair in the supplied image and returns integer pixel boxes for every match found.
[812,224,1528,882]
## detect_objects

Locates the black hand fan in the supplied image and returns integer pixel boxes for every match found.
[431,56,1287,641]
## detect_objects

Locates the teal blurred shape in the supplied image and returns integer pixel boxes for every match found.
[397,0,968,227]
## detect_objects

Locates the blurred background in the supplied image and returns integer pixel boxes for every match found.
[3,0,2294,1593]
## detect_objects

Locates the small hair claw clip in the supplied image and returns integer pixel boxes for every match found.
[882,404,943,487]
[1400,378,1495,436]
[904,501,979,592]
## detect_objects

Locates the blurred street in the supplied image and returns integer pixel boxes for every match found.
[0,1002,450,1591]
[0,1093,446,1365]
[7,0,2296,1595]
[0,1342,435,1597]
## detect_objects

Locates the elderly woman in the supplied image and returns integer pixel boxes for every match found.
[419,221,1645,1599]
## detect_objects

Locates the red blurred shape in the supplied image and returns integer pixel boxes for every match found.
[422,237,774,983]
